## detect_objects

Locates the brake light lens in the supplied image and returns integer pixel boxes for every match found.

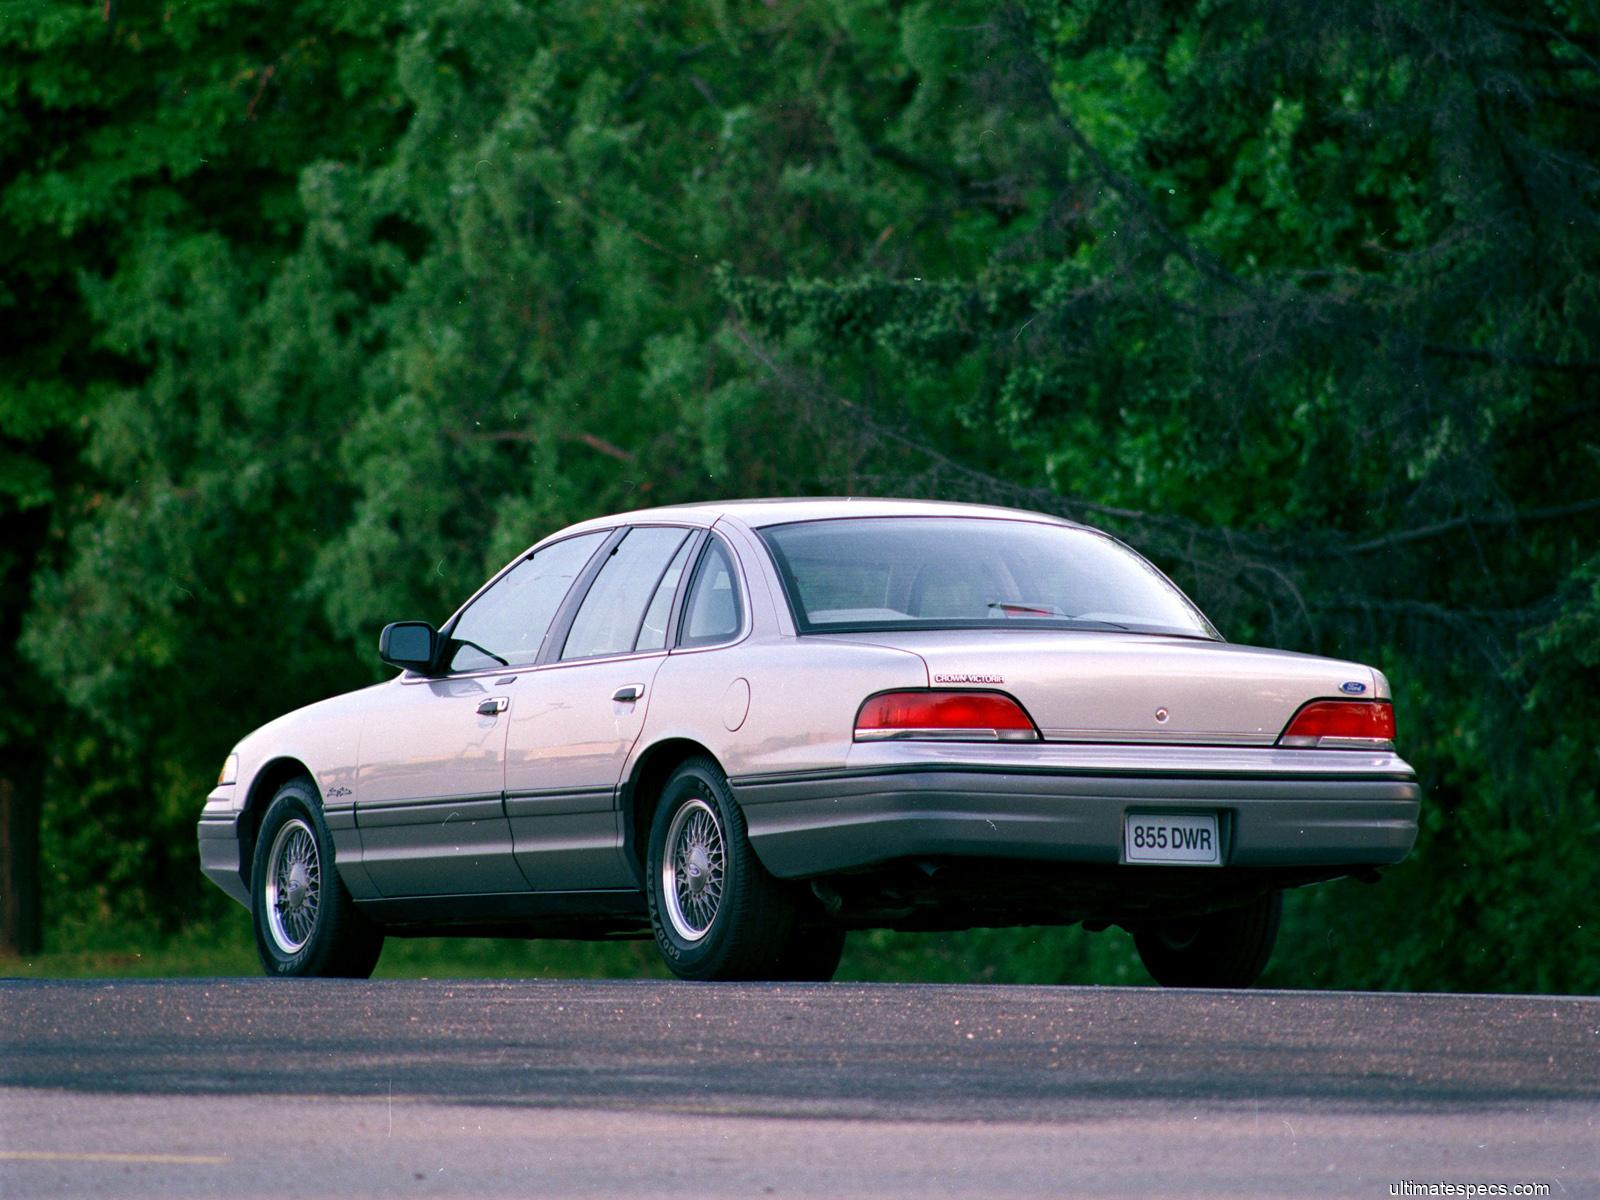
[1278,700,1396,748]
[855,691,1040,742]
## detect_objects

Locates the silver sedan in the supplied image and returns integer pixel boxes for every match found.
[199,498,1421,986]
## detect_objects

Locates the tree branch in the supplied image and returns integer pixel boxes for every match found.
[1342,499,1600,555]
[451,428,635,462]
[728,320,1600,574]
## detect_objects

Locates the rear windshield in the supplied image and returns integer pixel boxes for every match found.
[759,517,1215,638]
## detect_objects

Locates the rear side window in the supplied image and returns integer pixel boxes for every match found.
[635,535,697,653]
[447,531,608,672]
[562,526,693,660]
[679,538,743,647]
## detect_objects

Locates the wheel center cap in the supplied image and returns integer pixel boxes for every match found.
[285,865,310,910]
[685,846,711,894]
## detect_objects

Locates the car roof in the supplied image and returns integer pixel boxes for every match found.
[549,497,1087,538]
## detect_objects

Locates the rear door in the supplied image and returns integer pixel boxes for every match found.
[503,526,699,889]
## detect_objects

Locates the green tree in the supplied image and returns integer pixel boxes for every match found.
[721,0,1600,990]
[2,0,405,940]
[5,0,1596,991]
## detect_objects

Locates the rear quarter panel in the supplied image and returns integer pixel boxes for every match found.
[631,515,931,780]
[639,635,930,780]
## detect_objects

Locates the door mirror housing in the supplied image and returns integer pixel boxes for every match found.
[378,621,439,673]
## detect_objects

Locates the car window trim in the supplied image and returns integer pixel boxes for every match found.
[544,524,704,666]
[660,529,707,652]
[674,533,746,650]
[531,526,629,667]
[625,529,697,654]
[431,527,619,676]
[649,531,707,652]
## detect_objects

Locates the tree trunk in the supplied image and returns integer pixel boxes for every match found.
[0,775,42,956]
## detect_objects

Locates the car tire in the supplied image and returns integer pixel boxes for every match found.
[647,756,796,981]
[1132,889,1282,989]
[250,777,384,979]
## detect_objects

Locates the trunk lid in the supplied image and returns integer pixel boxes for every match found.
[826,630,1382,746]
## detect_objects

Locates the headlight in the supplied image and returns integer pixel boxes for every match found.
[217,753,239,786]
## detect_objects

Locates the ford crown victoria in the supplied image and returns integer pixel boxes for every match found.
[198,498,1421,985]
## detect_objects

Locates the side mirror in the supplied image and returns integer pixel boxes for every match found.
[378,621,439,673]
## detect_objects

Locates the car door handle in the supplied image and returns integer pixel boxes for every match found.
[613,684,644,703]
[476,697,509,716]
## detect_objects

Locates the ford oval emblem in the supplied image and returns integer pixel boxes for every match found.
[1340,680,1367,695]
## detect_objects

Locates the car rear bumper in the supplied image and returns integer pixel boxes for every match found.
[731,744,1421,879]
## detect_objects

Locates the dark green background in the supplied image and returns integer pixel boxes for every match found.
[2,0,1596,990]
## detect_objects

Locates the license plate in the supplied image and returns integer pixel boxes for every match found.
[1124,813,1221,865]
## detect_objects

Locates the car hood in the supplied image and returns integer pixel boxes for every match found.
[818,629,1385,746]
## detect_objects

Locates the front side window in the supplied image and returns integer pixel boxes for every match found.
[446,531,608,672]
[679,538,743,647]
[759,517,1214,638]
[561,526,694,661]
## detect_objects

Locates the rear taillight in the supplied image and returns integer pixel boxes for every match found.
[855,690,1040,742]
[1278,700,1396,748]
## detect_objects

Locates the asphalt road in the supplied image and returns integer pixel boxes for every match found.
[2,979,1596,1198]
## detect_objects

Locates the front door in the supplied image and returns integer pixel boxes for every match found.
[354,674,521,896]
[353,529,611,896]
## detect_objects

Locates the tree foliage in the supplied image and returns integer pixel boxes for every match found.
[3,0,1596,989]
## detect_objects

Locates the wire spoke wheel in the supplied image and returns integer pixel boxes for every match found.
[249,779,383,978]
[661,797,726,942]
[264,817,321,954]
[646,757,805,980]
